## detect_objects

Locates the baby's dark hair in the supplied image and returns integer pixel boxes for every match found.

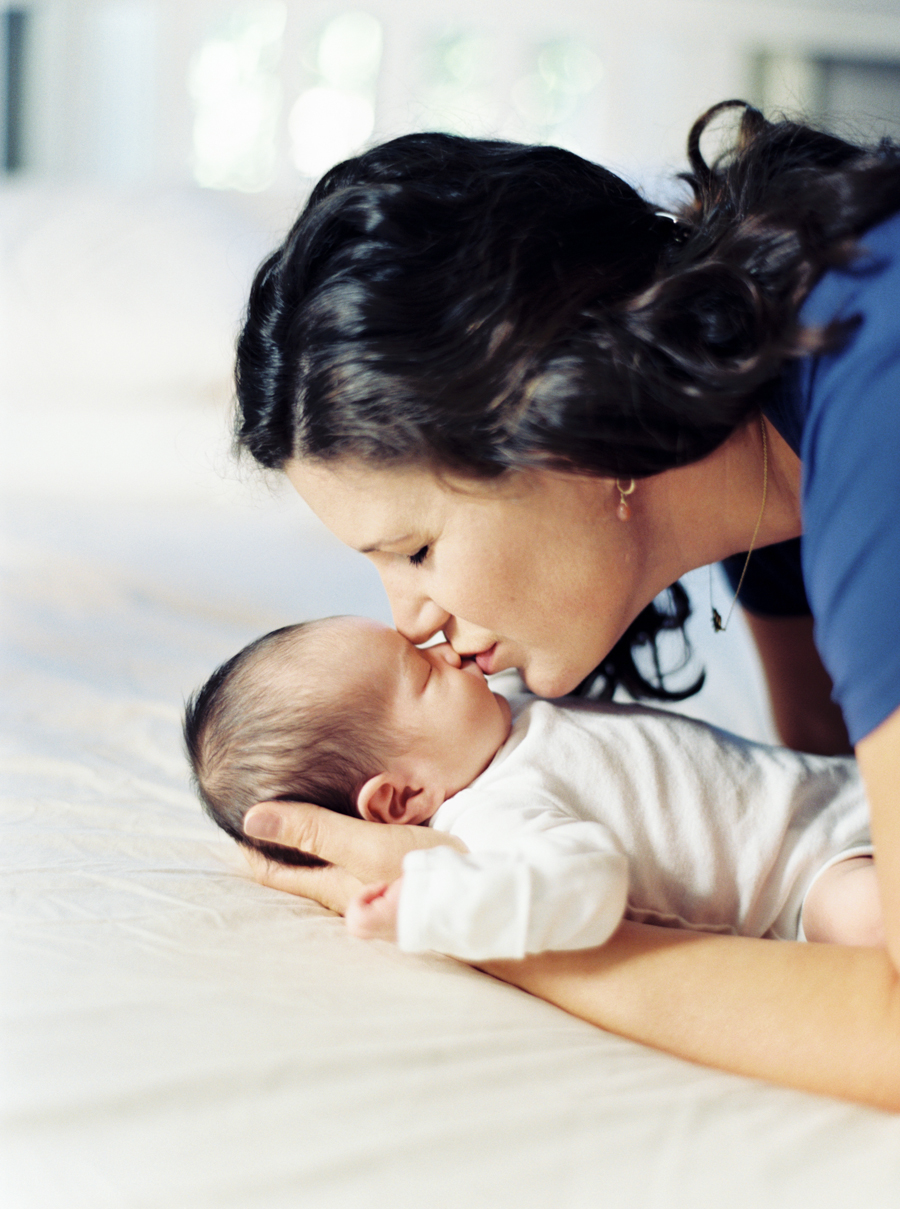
[183,619,396,867]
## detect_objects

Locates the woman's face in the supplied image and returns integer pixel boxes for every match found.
[286,457,656,698]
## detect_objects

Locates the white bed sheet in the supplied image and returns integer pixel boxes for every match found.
[3,187,899,1208]
[5,485,900,1208]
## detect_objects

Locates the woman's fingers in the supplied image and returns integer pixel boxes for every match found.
[240,844,363,915]
[243,800,466,885]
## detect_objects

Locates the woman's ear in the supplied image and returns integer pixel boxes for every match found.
[357,774,425,825]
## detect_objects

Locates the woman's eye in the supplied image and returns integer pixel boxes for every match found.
[408,546,429,567]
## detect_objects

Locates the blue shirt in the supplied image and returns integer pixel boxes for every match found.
[722,209,900,745]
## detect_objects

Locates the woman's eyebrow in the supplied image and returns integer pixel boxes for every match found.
[358,533,415,554]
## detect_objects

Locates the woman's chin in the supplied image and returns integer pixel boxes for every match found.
[520,662,586,700]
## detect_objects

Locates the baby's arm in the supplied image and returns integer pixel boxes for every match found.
[346,825,629,961]
[801,855,885,947]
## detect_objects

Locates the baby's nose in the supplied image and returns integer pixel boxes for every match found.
[425,641,462,668]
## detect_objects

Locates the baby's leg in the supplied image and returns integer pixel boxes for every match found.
[801,855,884,947]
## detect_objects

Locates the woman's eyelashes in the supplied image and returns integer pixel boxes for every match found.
[408,545,429,567]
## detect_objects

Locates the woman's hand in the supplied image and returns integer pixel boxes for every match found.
[240,801,466,915]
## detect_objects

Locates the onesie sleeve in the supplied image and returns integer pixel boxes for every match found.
[395,823,628,961]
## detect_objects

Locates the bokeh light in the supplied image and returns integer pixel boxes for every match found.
[189,1,286,192]
[288,11,382,178]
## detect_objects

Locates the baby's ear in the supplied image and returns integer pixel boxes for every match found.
[357,774,420,825]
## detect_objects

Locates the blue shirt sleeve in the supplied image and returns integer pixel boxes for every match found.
[794,210,900,744]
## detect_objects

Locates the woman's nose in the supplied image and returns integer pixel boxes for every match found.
[381,575,451,646]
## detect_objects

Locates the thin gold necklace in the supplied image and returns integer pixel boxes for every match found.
[710,416,768,633]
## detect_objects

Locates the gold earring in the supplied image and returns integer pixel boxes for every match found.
[616,478,636,521]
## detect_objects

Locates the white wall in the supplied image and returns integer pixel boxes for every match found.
[11,0,900,199]
[3,0,899,416]
[4,0,900,490]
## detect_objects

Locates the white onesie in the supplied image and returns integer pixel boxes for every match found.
[396,697,870,961]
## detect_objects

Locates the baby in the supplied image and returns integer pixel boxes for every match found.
[184,616,882,960]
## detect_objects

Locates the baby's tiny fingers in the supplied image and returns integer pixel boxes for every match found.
[345,880,402,941]
[345,882,388,930]
[356,880,392,906]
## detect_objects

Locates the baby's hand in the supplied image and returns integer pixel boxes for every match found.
[345,878,403,943]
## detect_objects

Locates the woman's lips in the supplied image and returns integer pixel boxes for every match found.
[473,645,498,675]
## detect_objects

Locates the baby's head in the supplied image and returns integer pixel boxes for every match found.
[184,616,511,866]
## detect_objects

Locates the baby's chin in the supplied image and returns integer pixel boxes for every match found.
[442,696,514,800]
[492,690,513,736]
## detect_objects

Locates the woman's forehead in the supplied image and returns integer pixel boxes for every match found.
[286,456,442,539]
[288,455,532,502]
[284,456,526,547]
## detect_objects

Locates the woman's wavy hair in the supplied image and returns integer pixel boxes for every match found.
[235,100,900,701]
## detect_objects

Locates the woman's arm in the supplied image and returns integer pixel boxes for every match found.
[481,922,900,1110]
[857,705,900,970]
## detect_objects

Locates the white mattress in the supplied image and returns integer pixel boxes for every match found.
[3,187,899,1208]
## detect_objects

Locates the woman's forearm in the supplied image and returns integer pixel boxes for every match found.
[482,922,900,1110]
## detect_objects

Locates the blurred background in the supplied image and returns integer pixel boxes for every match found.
[2,0,900,734]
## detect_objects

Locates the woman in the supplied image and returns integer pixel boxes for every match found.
[233,102,900,1108]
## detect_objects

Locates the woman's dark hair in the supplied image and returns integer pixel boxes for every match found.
[235,101,900,701]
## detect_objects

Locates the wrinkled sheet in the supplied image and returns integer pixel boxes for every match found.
[3,186,899,1208]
